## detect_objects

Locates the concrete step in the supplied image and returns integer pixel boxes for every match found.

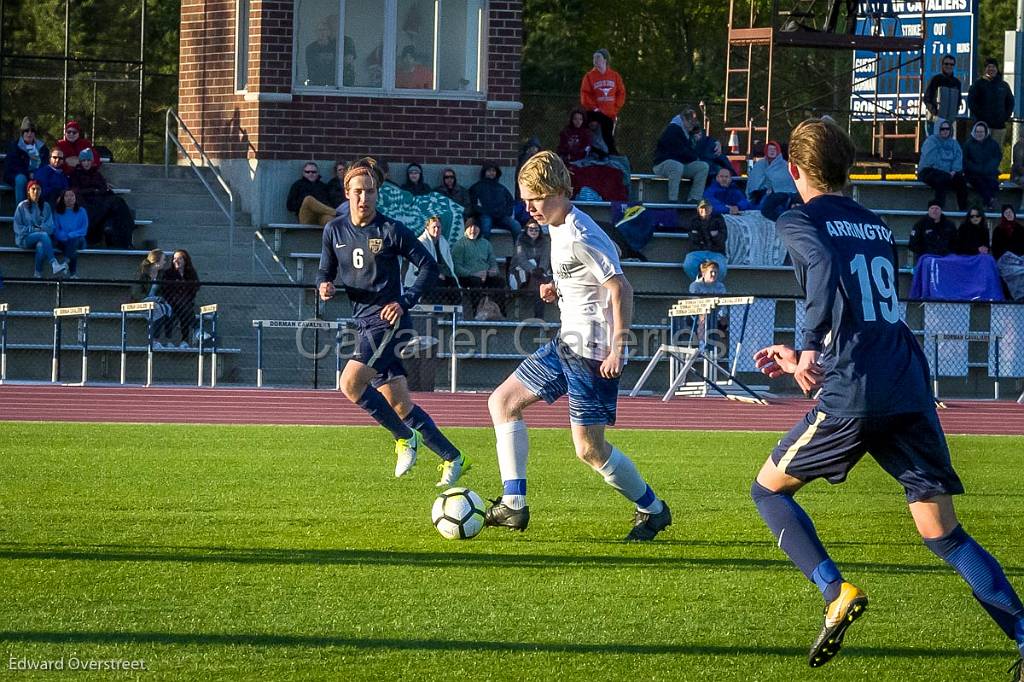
[103,163,223,182]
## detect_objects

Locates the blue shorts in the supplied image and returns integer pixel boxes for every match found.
[771,408,965,503]
[353,315,413,388]
[514,338,618,426]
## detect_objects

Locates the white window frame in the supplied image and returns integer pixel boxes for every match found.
[234,0,250,93]
[292,0,488,100]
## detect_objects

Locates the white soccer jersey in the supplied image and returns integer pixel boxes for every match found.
[549,207,624,360]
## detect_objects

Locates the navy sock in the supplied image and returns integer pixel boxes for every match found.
[356,386,413,440]
[403,405,460,462]
[925,525,1024,645]
[751,481,843,602]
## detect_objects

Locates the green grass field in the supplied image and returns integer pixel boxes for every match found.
[1,422,1022,681]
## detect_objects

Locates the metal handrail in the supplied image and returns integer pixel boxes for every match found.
[164,108,235,249]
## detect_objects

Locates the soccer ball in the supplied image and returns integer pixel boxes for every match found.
[431,487,486,540]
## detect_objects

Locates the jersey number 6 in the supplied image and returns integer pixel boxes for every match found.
[850,254,899,323]
[353,248,364,269]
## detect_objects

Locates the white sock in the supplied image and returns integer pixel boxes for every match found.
[495,420,528,509]
[594,446,663,513]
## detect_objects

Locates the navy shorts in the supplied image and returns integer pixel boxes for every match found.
[352,315,414,388]
[771,408,965,502]
[514,338,619,426]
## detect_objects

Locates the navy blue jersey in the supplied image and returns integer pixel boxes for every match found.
[777,194,933,417]
[316,212,437,319]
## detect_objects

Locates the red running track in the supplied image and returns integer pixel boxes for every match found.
[1,384,1022,435]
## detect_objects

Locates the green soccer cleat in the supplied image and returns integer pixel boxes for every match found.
[808,581,868,668]
[625,502,672,542]
[436,454,470,487]
[394,430,420,477]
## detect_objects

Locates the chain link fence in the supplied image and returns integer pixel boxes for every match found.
[1,278,1022,399]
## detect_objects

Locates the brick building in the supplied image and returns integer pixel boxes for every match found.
[178,0,522,225]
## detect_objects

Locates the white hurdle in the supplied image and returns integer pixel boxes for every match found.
[120,301,157,386]
[52,305,91,385]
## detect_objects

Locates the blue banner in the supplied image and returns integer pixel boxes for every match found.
[850,0,977,121]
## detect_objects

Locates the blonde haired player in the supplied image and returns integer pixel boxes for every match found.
[483,151,670,540]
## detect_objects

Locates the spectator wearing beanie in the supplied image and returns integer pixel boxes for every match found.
[967,58,1015,147]
[56,120,100,175]
[4,116,49,205]
[909,200,958,262]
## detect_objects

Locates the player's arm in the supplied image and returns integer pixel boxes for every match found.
[775,211,834,392]
[394,222,438,311]
[573,238,631,378]
[316,224,339,301]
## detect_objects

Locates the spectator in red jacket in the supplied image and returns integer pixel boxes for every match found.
[55,121,100,175]
[579,48,625,155]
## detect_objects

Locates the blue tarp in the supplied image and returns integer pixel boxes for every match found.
[910,254,1005,301]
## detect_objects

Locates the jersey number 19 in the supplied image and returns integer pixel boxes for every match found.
[850,254,899,323]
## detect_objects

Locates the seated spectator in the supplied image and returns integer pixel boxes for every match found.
[745,140,797,206]
[962,121,1002,211]
[286,162,335,226]
[14,180,67,278]
[34,146,70,206]
[652,108,709,203]
[325,159,347,207]
[55,121,99,174]
[508,219,551,319]
[992,205,1024,300]
[405,215,459,300]
[704,167,753,215]
[452,216,505,318]
[954,207,990,256]
[557,108,592,164]
[909,201,958,262]
[160,249,201,348]
[683,199,729,281]
[400,162,431,196]
[469,163,520,239]
[52,189,88,279]
[692,128,736,177]
[70,149,135,248]
[395,45,432,89]
[516,137,542,195]
[992,205,1024,261]
[688,260,729,354]
[917,122,968,210]
[436,167,470,208]
[134,249,174,346]
[4,117,48,205]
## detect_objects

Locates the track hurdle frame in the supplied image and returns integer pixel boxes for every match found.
[252,318,347,389]
[198,304,219,387]
[52,305,90,385]
[0,303,8,383]
[120,301,157,386]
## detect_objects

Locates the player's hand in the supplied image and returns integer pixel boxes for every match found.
[379,301,404,325]
[793,350,824,395]
[539,282,557,303]
[599,352,624,379]
[753,344,800,378]
[318,281,336,301]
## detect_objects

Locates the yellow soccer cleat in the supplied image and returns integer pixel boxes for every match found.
[808,581,868,668]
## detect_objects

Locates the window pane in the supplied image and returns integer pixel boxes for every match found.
[394,0,435,90]
[296,0,339,87]
[437,0,482,91]
[236,0,250,91]
[343,0,385,87]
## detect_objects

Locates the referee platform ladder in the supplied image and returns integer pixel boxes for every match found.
[630,296,768,404]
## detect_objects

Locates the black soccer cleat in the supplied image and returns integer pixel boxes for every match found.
[808,582,868,668]
[483,498,530,531]
[625,501,672,541]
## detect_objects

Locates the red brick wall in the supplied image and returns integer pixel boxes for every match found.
[178,1,522,165]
